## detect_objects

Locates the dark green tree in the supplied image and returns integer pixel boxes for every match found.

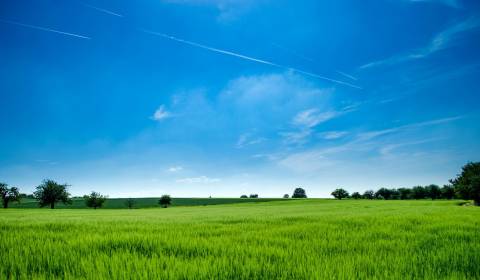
[331,188,349,200]
[441,185,455,200]
[84,191,107,209]
[398,188,412,200]
[283,194,290,199]
[425,184,441,200]
[362,190,375,199]
[125,198,136,209]
[450,162,480,206]
[375,188,394,200]
[411,186,427,199]
[249,194,259,198]
[351,192,362,199]
[240,195,248,198]
[0,183,21,208]
[159,195,172,208]
[34,180,72,209]
[292,188,307,198]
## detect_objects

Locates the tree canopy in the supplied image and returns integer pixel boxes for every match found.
[292,188,307,198]
[159,195,172,208]
[0,183,21,208]
[84,192,107,209]
[450,162,480,205]
[34,179,72,209]
[331,188,349,200]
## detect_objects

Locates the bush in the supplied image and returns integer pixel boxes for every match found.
[240,195,248,198]
[292,188,307,198]
[249,194,259,198]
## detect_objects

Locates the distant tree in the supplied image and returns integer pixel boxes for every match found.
[159,195,172,208]
[375,188,394,200]
[84,191,107,209]
[34,179,72,209]
[331,188,349,200]
[398,188,412,200]
[283,194,290,199]
[351,192,361,199]
[0,183,21,208]
[125,198,136,209]
[249,194,259,198]
[292,188,307,198]
[450,162,480,206]
[425,184,441,200]
[411,186,427,199]
[240,195,248,198]
[441,185,455,200]
[362,190,375,200]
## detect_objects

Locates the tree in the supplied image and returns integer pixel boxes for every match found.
[425,184,441,200]
[331,188,349,200]
[125,198,136,209]
[375,188,394,200]
[398,188,412,200]
[240,195,248,198]
[283,194,290,199]
[249,194,259,198]
[411,186,427,199]
[450,162,480,206]
[292,188,307,198]
[441,185,455,200]
[159,195,172,208]
[0,183,21,208]
[351,192,361,199]
[84,191,107,209]
[34,180,72,209]
[362,190,375,200]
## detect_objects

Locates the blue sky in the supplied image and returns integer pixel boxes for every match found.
[0,0,479,197]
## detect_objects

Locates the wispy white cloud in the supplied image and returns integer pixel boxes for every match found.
[236,133,265,148]
[293,109,340,128]
[167,166,183,172]
[319,131,348,140]
[279,130,312,145]
[141,29,362,89]
[360,17,480,69]
[0,19,91,39]
[336,71,358,81]
[163,0,259,22]
[81,2,123,17]
[176,176,221,183]
[151,105,171,121]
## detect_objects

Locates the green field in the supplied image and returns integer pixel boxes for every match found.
[1,199,479,279]
[9,197,285,209]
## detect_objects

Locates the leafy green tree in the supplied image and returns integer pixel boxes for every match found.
[375,188,394,200]
[351,192,361,199]
[411,186,427,199]
[441,185,455,200]
[249,194,259,198]
[0,183,21,208]
[362,190,375,199]
[125,198,136,209]
[159,195,172,208]
[34,180,72,209]
[398,188,412,200]
[84,192,107,209]
[292,188,307,198]
[450,162,480,206]
[425,184,441,200]
[331,188,349,200]
[283,194,290,198]
[240,195,248,198]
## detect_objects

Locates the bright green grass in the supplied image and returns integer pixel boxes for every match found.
[9,197,285,209]
[1,199,479,279]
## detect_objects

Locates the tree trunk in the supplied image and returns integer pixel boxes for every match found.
[50,202,54,209]
[475,200,480,206]
[3,201,7,208]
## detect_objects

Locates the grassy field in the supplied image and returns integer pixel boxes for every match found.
[9,197,285,209]
[1,199,479,279]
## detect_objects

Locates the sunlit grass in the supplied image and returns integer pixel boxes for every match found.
[1,199,479,279]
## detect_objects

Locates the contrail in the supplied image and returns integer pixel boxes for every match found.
[81,3,123,17]
[0,19,90,39]
[141,29,361,89]
[336,71,358,81]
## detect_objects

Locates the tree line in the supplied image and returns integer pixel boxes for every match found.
[330,162,479,205]
[0,179,173,209]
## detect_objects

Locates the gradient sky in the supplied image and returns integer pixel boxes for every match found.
[1,0,479,197]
